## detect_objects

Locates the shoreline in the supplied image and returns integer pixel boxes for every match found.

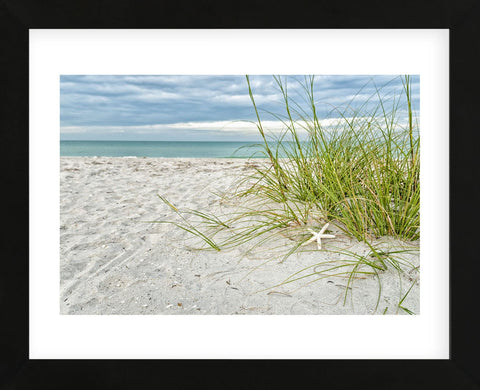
[60,156,419,315]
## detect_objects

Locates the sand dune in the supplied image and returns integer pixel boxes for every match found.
[60,157,419,315]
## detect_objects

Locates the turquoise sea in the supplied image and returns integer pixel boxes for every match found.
[60,141,268,158]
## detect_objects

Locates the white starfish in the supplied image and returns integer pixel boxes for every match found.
[303,222,335,250]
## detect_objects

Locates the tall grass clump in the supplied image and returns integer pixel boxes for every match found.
[238,75,420,242]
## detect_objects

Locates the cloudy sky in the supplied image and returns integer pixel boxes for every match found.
[60,75,419,141]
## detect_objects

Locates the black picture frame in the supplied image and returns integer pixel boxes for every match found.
[2,0,479,388]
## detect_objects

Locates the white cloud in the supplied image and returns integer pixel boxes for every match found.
[60,117,368,136]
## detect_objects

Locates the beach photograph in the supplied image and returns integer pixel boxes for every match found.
[60,74,420,315]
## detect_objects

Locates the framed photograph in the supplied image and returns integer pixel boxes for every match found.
[2,0,477,387]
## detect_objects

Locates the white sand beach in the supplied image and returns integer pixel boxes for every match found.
[60,157,420,315]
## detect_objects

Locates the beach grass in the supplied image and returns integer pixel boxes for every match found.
[153,75,420,313]
[240,74,419,241]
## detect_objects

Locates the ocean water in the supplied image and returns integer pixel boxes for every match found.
[60,141,268,158]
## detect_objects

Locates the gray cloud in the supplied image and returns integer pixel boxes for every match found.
[60,75,419,140]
